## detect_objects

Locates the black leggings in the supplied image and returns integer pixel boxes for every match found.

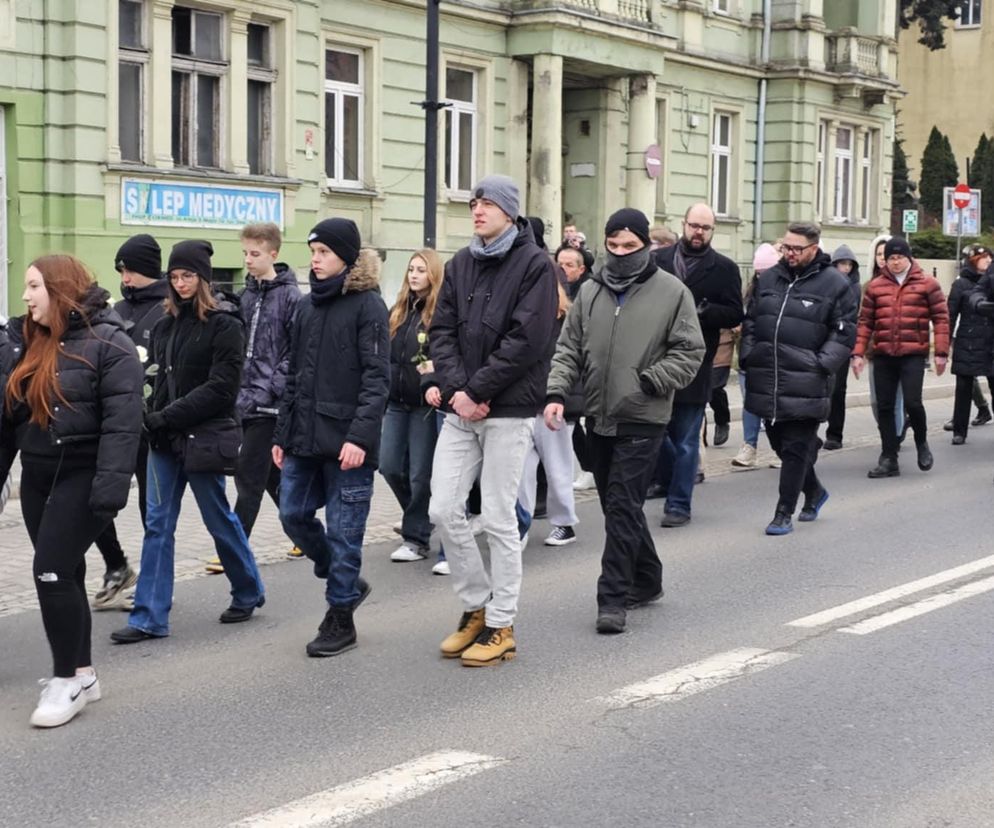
[21,455,111,677]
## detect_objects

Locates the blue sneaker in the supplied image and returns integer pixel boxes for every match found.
[765,511,793,535]
[798,488,829,522]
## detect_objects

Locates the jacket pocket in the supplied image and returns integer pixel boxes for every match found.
[316,401,357,420]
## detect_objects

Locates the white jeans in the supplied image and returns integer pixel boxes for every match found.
[429,414,534,628]
[518,416,578,527]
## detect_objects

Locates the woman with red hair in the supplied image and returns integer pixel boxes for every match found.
[0,255,143,728]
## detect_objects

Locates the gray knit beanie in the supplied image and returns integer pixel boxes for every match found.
[471,175,520,220]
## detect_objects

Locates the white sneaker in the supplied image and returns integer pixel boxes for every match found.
[78,671,101,703]
[769,457,782,469]
[468,515,485,536]
[431,559,451,576]
[545,525,577,546]
[731,444,757,468]
[390,542,427,562]
[29,676,86,728]
[573,471,596,490]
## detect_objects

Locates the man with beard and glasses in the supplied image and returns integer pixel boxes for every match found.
[647,203,743,528]
[544,208,704,635]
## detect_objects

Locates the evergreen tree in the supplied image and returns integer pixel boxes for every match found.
[971,134,994,233]
[891,139,917,234]
[899,0,962,50]
[919,126,959,219]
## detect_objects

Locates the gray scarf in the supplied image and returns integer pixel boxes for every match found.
[599,247,651,294]
[673,239,710,282]
[469,224,519,261]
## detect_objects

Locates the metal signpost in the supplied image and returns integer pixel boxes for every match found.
[952,183,972,264]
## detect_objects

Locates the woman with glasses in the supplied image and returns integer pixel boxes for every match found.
[111,240,265,644]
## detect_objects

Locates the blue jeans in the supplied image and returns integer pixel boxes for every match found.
[379,403,437,548]
[738,370,761,447]
[657,402,705,517]
[279,454,373,608]
[129,449,265,637]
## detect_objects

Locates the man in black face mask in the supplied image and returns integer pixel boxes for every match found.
[544,208,704,635]
[648,203,744,528]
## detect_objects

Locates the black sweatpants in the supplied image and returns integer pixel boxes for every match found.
[21,455,111,677]
[764,418,822,514]
[826,364,848,442]
[234,417,281,538]
[587,432,664,610]
[93,437,149,571]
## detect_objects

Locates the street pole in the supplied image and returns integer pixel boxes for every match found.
[956,206,963,265]
[422,0,442,249]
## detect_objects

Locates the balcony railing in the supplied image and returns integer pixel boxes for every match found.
[512,0,654,25]
[825,31,883,77]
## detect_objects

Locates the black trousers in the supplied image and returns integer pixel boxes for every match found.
[826,364,848,442]
[21,455,110,677]
[93,437,149,571]
[952,375,994,436]
[587,432,664,610]
[234,417,282,538]
[874,354,927,459]
[572,418,592,472]
[709,366,731,427]
[764,419,822,514]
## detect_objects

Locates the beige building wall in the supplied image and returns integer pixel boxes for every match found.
[897,13,994,179]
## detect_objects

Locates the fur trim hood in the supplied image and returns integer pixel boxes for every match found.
[344,248,382,294]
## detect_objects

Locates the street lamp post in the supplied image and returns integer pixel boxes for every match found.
[420,0,447,249]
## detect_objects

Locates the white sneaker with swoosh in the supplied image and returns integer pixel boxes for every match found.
[29,676,87,728]
[79,671,101,703]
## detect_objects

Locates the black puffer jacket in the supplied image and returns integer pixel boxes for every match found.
[740,251,856,422]
[430,218,558,417]
[949,265,994,377]
[237,264,302,419]
[274,249,390,467]
[144,295,244,445]
[653,243,744,405]
[115,279,169,363]
[389,295,434,408]
[0,286,144,514]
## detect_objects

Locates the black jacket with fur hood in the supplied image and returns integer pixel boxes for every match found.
[274,249,390,468]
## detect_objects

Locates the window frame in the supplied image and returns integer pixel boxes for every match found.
[710,111,734,218]
[815,120,828,221]
[859,131,873,224]
[118,0,149,164]
[832,124,855,223]
[324,45,366,188]
[171,6,228,170]
[442,64,479,197]
[956,0,982,27]
[712,0,731,13]
[246,21,276,176]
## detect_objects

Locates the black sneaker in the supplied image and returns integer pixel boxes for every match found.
[916,441,933,471]
[798,487,829,522]
[596,607,627,634]
[765,510,793,536]
[973,408,992,426]
[306,607,357,658]
[625,587,664,610]
[544,526,576,546]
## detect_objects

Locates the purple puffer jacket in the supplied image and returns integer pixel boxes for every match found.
[236,263,302,420]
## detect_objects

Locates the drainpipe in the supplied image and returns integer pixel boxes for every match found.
[753,0,771,245]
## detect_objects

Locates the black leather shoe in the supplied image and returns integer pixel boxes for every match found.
[867,456,900,478]
[110,626,160,644]
[952,434,966,445]
[660,511,691,528]
[714,423,730,446]
[823,437,843,451]
[645,483,667,500]
[972,408,992,426]
[625,587,664,610]
[917,442,934,471]
[595,607,627,634]
[942,419,955,432]
[219,595,265,624]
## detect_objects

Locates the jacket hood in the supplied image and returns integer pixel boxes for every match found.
[869,234,891,278]
[120,278,170,304]
[343,248,382,294]
[246,262,300,292]
[67,284,126,332]
[830,244,861,282]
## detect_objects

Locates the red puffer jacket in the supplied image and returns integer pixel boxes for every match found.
[853,262,950,358]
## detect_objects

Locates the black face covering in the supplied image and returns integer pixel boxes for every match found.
[600,246,651,293]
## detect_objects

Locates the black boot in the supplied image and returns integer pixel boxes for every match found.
[867,455,900,478]
[972,407,992,427]
[306,607,357,657]
[916,441,934,471]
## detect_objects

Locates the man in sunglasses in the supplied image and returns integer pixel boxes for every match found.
[649,203,744,528]
[740,222,856,536]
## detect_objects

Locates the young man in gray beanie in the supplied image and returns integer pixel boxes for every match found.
[545,208,704,634]
[429,174,558,666]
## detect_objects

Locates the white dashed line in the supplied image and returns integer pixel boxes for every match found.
[597,647,799,709]
[228,750,505,828]
[786,554,994,628]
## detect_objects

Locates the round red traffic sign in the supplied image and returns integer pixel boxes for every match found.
[953,183,971,209]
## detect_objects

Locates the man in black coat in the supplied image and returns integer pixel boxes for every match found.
[740,221,856,536]
[650,202,743,528]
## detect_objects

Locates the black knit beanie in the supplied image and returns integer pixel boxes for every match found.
[884,237,913,260]
[116,233,162,280]
[308,218,361,268]
[604,208,651,247]
[167,240,214,282]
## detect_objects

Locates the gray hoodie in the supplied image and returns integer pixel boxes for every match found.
[830,244,862,324]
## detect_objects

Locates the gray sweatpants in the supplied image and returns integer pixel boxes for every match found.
[518,416,578,527]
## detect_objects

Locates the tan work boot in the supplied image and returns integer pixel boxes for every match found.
[461,625,516,667]
[439,609,485,658]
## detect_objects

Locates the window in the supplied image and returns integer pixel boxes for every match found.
[247,23,275,175]
[119,0,148,163]
[443,66,478,194]
[815,120,827,219]
[957,0,982,26]
[325,48,364,186]
[713,0,730,12]
[710,112,733,216]
[859,131,873,223]
[171,6,226,168]
[833,125,854,221]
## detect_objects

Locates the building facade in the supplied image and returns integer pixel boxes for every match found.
[0,0,900,312]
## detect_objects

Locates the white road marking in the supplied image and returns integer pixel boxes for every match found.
[786,554,994,628]
[838,574,994,635]
[597,647,799,709]
[228,750,505,828]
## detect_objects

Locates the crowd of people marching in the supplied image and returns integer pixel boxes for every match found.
[1,171,991,730]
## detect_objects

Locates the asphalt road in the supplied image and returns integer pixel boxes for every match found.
[3,399,994,828]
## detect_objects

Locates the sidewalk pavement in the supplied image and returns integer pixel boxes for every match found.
[0,371,957,618]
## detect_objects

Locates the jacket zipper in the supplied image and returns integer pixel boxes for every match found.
[770,269,814,424]
[601,301,622,424]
